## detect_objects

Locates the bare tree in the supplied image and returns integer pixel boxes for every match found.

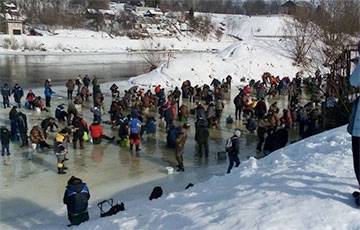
[87,0,109,9]
[243,0,267,15]
[140,40,162,71]
[283,8,317,66]
[313,0,360,64]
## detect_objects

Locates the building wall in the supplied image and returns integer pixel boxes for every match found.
[7,22,23,35]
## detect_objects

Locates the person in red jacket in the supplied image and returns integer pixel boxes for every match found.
[154,85,161,95]
[89,121,114,144]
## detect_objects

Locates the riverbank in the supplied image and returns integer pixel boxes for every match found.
[0,29,236,55]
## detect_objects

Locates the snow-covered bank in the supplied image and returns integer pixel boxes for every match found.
[129,38,305,88]
[74,126,357,230]
[0,14,289,55]
[0,29,235,54]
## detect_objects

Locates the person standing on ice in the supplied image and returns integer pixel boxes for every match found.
[348,41,360,189]
[63,176,90,226]
[44,80,54,108]
[12,83,24,108]
[66,79,75,100]
[1,83,11,109]
[175,125,187,172]
[226,129,241,174]
[129,110,142,152]
[0,126,11,165]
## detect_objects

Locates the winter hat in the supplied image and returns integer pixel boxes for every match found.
[234,129,241,137]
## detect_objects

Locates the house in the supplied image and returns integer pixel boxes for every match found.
[0,2,23,35]
[86,8,116,21]
[280,0,297,15]
[1,20,23,35]
[143,10,162,18]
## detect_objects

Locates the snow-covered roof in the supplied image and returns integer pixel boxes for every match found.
[4,3,16,8]
[99,9,115,15]
[281,0,296,8]
[144,10,162,16]
[87,9,115,16]
[87,8,98,14]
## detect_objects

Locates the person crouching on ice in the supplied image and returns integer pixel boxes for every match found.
[89,121,115,144]
[63,176,90,226]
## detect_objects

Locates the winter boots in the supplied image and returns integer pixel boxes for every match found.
[57,162,67,174]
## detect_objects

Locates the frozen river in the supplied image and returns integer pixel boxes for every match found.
[0,55,298,229]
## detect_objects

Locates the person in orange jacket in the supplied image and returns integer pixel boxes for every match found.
[89,121,114,144]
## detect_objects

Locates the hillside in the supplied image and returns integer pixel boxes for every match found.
[128,14,323,87]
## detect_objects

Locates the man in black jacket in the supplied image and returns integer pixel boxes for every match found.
[16,112,28,147]
[263,126,289,155]
[1,83,11,108]
[195,118,209,158]
[63,176,90,226]
[233,92,243,120]
[226,129,241,174]
[0,126,11,164]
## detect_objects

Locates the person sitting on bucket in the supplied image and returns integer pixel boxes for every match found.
[226,129,241,174]
[63,176,90,226]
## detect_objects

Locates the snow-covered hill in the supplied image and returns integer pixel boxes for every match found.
[211,14,289,38]
[128,14,323,88]
[74,126,358,230]
[129,38,304,88]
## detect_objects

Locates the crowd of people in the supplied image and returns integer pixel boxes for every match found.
[0,69,332,226]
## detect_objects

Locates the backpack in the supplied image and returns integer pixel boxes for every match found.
[225,138,233,152]
[130,119,140,134]
[149,186,163,200]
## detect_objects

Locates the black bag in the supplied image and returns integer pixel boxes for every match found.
[149,186,163,200]
[97,199,125,218]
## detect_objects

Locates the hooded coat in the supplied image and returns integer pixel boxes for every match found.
[349,60,360,137]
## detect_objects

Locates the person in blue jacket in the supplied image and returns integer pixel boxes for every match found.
[348,41,360,188]
[63,176,90,226]
[44,81,54,108]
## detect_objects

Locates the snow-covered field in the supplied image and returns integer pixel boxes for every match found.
[69,126,358,230]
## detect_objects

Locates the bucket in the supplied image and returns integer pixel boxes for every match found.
[166,166,174,175]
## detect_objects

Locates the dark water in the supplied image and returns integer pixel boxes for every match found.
[0,53,150,88]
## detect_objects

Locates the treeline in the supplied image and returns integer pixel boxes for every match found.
[157,0,283,15]
[12,0,109,26]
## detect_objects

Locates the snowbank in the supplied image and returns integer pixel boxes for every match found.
[129,38,303,88]
[75,126,358,230]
